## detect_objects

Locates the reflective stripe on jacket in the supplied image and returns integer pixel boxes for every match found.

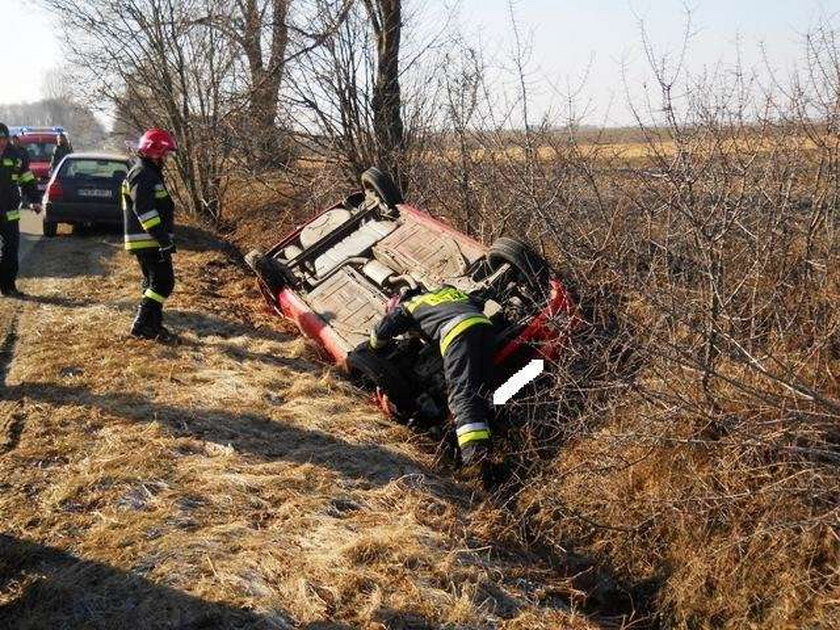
[371,286,492,355]
[0,148,39,220]
[122,158,175,251]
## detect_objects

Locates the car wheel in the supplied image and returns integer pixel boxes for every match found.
[346,348,414,421]
[361,167,403,209]
[487,237,550,290]
[43,220,57,237]
[245,248,293,292]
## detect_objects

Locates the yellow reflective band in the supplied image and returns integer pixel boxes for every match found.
[141,216,162,229]
[406,287,470,314]
[19,171,35,183]
[11,174,18,182]
[121,181,130,211]
[125,239,160,250]
[6,210,21,221]
[154,189,169,199]
[369,331,387,349]
[143,289,166,303]
[457,429,491,447]
[1,159,13,167]
[439,315,491,355]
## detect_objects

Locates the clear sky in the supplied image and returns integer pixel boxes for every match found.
[1,0,838,126]
[0,0,60,104]
[456,0,839,125]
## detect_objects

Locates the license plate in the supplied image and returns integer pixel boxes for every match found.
[78,189,112,198]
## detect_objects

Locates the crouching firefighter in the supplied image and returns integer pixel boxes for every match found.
[368,286,496,471]
[122,128,178,340]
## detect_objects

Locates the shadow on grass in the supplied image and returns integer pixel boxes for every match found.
[20,228,118,279]
[103,302,294,344]
[175,224,241,256]
[0,534,357,629]
[7,380,460,497]
[102,304,312,372]
[165,308,294,344]
[14,293,97,308]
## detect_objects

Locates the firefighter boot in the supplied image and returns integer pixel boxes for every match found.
[1,283,25,298]
[459,441,490,480]
[129,302,159,339]
[149,304,175,343]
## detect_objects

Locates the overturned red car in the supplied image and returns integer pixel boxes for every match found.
[246,168,581,424]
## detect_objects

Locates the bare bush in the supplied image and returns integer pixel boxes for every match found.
[405,12,839,629]
[41,0,353,224]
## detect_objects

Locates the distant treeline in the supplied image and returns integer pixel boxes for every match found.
[0,99,108,152]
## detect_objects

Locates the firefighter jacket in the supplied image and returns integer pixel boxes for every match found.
[122,157,175,252]
[0,146,39,221]
[370,286,492,356]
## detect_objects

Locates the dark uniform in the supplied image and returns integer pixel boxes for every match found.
[121,157,176,338]
[50,140,72,174]
[369,286,496,464]
[0,136,40,295]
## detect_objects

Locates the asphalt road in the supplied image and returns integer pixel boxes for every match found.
[18,208,43,265]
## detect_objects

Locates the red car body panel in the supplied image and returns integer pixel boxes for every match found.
[275,286,350,366]
[16,131,62,189]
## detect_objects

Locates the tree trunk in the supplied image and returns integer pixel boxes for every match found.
[364,0,405,190]
[241,0,289,167]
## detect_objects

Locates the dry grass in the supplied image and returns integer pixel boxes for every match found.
[0,221,611,628]
[404,115,840,630]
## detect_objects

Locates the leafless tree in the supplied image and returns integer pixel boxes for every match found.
[286,0,449,194]
[403,7,839,627]
[362,0,404,186]
[193,0,354,167]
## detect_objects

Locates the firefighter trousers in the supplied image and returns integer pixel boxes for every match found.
[135,249,175,311]
[136,250,175,300]
[442,323,496,452]
[0,218,20,292]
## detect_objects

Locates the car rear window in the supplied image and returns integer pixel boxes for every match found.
[60,159,129,180]
[21,142,56,162]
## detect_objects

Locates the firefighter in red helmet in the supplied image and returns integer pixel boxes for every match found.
[122,128,178,340]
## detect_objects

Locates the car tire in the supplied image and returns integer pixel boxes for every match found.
[487,237,550,289]
[361,167,403,209]
[43,220,57,237]
[346,348,414,420]
[245,248,292,293]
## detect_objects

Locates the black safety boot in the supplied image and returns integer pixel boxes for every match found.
[150,305,176,343]
[1,284,25,298]
[129,303,159,339]
[458,441,491,481]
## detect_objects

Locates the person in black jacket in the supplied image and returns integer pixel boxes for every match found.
[0,123,42,297]
[121,128,178,340]
[368,285,496,471]
[49,133,73,175]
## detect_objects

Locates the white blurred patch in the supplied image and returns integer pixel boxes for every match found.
[493,359,544,406]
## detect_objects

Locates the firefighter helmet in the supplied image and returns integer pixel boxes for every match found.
[137,128,177,159]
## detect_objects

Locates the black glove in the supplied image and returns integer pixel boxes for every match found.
[352,341,370,355]
[158,242,176,261]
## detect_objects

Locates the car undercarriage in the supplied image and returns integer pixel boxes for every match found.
[247,168,578,426]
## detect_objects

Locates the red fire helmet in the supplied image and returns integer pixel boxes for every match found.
[137,128,178,160]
